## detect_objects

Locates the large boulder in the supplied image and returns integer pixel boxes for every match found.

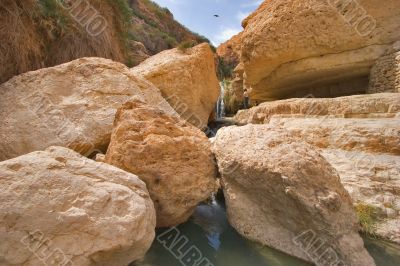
[234,93,400,243]
[105,98,218,227]
[239,0,400,101]
[131,43,220,129]
[0,146,156,266]
[267,116,400,243]
[213,125,375,265]
[0,57,176,161]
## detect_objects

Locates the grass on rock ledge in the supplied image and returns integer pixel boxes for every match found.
[355,203,379,237]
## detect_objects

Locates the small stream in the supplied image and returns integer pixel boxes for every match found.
[134,193,400,266]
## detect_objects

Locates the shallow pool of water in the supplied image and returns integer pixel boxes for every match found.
[134,195,400,266]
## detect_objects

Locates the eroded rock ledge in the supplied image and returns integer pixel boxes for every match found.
[238,0,400,101]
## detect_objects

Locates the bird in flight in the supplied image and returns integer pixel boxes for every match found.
[214,14,220,17]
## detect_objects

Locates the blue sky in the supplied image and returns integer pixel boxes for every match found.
[152,0,262,46]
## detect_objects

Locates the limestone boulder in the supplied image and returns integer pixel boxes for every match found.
[0,57,176,161]
[131,43,220,129]
[105,98,218,227]
[0,146,156,266]
[213,125,375,265]
[240,0,400,101]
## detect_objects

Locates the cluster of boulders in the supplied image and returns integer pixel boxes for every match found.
[0,44,220,265]
[0,40,380,266]
[214,0,400,264]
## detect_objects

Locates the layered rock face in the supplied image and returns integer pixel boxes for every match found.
[234,93,400,243]
[0,146,156,266]
[368,42,400,93]
[239,0,400,101]
[0,57,175,161]
[131,43,220,129]
[105,98,217,227]
[235,93,400,124]
[213,125,375,266]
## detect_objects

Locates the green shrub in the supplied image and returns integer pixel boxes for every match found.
[222,79,241,115]
[210,45,217,53]
[38,0,72,35]
[108,0,132,26]
[178,40,198,52]
[355,203,379,236]
[217,57,235,80]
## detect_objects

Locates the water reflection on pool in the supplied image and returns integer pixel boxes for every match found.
[135,194,400,266]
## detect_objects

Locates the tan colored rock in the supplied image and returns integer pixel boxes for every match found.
[235,93,400,124]
[0,57,176,161]
[267,116,400,243]
[213,125,375,266]
[240,0,400,101]
[268,116,400,155]
[127,41,151,65]
[368,42,400,93]
[217,32,242,68]
[0,146,156,266]
[131,43,220,129]
[105,98,218,227]
[321,149,400,244]
[95,153,106,163]
[234,93,400,243]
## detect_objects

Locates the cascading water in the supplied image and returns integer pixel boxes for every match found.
[216,82,225,120]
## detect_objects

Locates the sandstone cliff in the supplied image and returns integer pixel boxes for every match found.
[226,0,400,101]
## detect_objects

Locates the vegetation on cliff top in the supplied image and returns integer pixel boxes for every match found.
[0,0,211,83]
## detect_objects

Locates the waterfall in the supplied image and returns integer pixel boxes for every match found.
[216,82,225,119]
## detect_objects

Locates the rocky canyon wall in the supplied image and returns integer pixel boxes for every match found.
[226,0,400,102]
[368,42,400,93]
